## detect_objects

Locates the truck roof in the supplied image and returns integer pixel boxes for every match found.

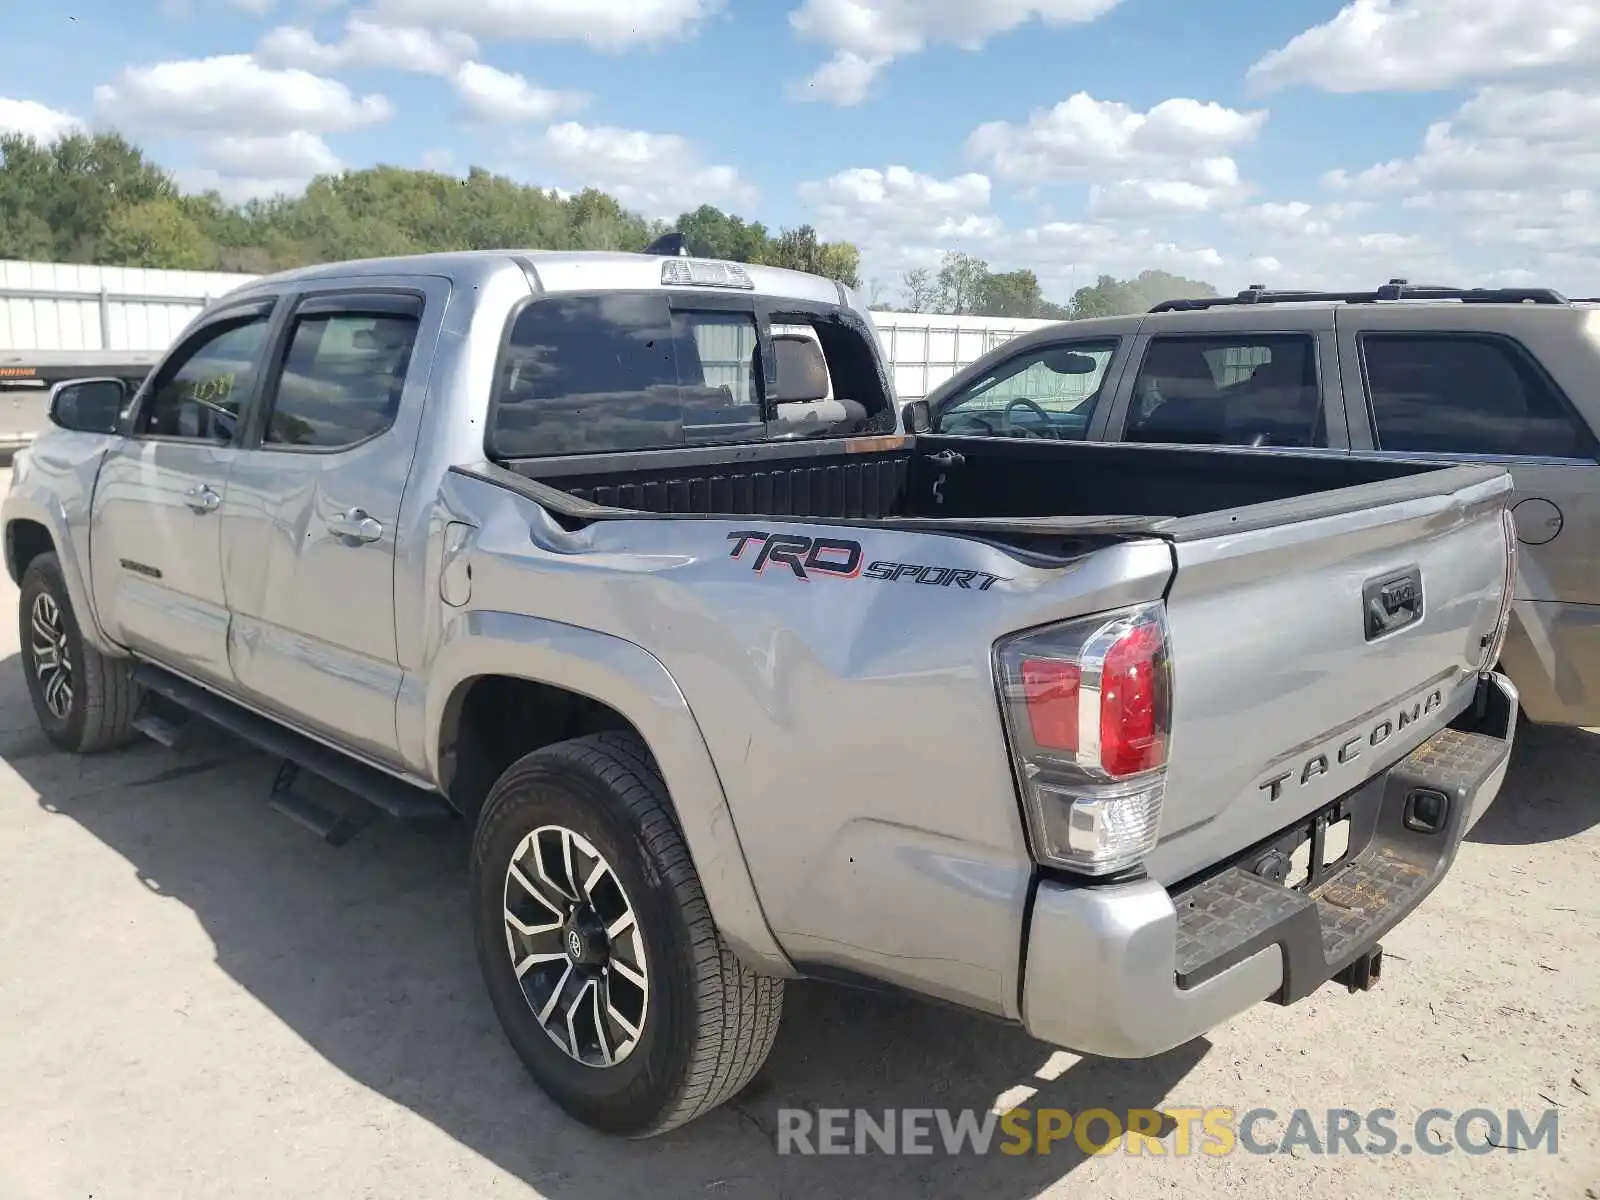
[217,249,854,310]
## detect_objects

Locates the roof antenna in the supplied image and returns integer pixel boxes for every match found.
[644,231,689,257]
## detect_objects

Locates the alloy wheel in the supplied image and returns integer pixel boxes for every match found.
[503,825,650,1068]
[29,592,73,721]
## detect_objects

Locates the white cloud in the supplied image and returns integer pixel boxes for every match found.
[1326,85,1600,194]
[788,51,887,106]
[258,17,477,75]
[1010,221,1226,277]
[1088,159,1248,217]
[0,97,83,143]
[795,164,1240,300]
[363,0,719,51]
[1230,200,1335,237]
[1317,84,1600,275]
[790,0,1125,104]
[202,130,340,179]
[533,122,756,217]
[163,0,277,15]
[968,93,1267,185]
[170,131,340,202]
[173,166,311,203]
[94,55,392,137]
[797,165,1002,278]
[452,62,587,123]
[1248,0,1600,94]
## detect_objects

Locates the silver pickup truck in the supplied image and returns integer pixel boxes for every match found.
[4,248,1521,1139]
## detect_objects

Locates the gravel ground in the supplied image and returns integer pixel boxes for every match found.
[0,501,1594,1198]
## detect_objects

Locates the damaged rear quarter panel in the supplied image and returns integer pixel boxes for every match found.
[454,477,1174,1018]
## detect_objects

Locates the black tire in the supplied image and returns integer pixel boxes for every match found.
[470,731,783,1137]
[18,551,141,754]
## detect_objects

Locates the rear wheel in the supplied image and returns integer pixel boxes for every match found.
[17,552,140,753]
[469,731,783,1137]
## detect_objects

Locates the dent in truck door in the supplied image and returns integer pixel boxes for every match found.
[87,301,277,690]
[1336,306,1600,726]
[219,280,445,767]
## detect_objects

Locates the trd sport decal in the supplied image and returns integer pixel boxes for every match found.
[726,530,1005,590]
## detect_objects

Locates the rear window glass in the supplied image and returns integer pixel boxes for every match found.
[489,295,765,457]
[1361,333,1595,458]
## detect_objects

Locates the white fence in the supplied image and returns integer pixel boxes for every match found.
[0,258,1061,401]
[0,260,260,358]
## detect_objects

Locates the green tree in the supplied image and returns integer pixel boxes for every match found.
[899,267,939,312]
[763,224,860,288]
[0,127,869,290]
[0,131,177,261]
[934,251,989,314]
[0,208,53,260]
[1070,270,1218,318]
[978,267,1043,318]
[817,240,861,290]
[99,197,216,269]
[674,204,770,262]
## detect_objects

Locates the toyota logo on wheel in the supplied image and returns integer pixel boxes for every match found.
[567,929,583,959]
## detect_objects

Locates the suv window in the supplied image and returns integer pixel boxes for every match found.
[137,313,270,443]
[1361,333,1595,459]
[936,339,1117,439]
[489,295,765,457]
[1125,333,1325,447]
[265,310,419,449]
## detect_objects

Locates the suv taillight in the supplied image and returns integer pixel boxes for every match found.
[995,602,1172,876]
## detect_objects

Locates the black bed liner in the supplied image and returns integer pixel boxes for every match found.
[456,432,1507,549]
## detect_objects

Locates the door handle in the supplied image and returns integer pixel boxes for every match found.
[183,484,221,514]
[329,507,383,544]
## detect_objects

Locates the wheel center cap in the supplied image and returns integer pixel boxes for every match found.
[562,911,607,967]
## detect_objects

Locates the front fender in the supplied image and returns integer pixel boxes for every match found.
[423,609,795,978]
[3,441,119,656]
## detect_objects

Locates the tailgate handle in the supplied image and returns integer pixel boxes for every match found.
[1364,568,1424,641]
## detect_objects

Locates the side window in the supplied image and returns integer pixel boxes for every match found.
[136,314,270,443]
[1125,334,1325,448]
[936,339,1118,439]
[488,295,765,457]
[265,308,420,449]
[1361,333,1595,459]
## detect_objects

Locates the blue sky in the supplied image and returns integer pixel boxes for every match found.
[2,0,1598,304]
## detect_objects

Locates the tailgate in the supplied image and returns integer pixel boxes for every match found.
[1146,462,1515,884]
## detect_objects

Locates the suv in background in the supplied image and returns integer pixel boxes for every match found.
[923,281,1600,729]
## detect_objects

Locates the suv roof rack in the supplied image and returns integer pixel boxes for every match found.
[1150,278,1573,313]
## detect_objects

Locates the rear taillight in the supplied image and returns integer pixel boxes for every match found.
[1482,508,1518,669]
[995,601,1172,876]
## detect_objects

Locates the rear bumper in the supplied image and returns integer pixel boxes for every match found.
[1020,670,1517,1059]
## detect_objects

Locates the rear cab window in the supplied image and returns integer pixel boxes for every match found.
[487,291,893,459]
[1358,332,1598,459]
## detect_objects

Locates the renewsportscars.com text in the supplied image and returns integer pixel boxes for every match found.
[775,1106,1560,1157]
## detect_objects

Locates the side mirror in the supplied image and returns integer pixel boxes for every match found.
[901,399,932,434]
[48,377,127,435]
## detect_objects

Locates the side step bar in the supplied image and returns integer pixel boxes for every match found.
[133,664,457,840]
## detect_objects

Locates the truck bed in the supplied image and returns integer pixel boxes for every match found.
[467,429,1513,898]
[481,432,1494,548]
